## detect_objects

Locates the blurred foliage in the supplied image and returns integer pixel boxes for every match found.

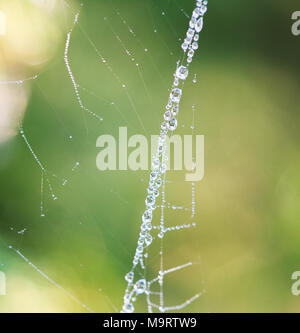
[0,0,300,312]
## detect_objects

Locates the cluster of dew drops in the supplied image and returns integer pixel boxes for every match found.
[122,0,208,313]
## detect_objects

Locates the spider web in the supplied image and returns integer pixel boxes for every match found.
[0,0,207,313]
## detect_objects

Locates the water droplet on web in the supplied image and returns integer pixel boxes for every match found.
[185,36,192,45]
[187,28,195,39]
[136,245,143,253]
[172,105,179,116]
[164,111,171,121]
[134,279,146,294]
[192,42,198,50]
[150,170,158,179]
[145,235,153,246]
[72,162,80,172]
[138,237,144,246]
[142,210,152,223]
[125,271,134,283]
[156,178,162,188]
[122,302,134,313]
[192,7,201,19]
[146,195,155,207]
[170,88,182,103]
[195,17,203,33]
[176,66,189,80]
[188,49,195,58]
[168,118,178,131]
[190,17,197,29]
[152,158,160,170]
[158,232,164,239]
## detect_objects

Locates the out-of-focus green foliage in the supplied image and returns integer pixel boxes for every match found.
[0,0,300,312]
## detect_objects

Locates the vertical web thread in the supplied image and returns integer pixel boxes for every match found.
[122,0,208,313]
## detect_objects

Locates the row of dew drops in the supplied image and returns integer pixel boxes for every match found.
[122,0,208,313]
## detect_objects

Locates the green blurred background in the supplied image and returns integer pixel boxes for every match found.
[0,0,300,312]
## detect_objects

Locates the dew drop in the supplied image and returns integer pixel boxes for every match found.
[146,195,155,207]
[181,42,188,51]
[192,7,201,19]
[168,118,178,131]
[122,302,134,313]
[125,271,134,283]
[170,88,182,103]
[176,66,189,80]
[142,210,152,223]
[195,17,203,33]
[164,111,171,121]
[134,279,146,294]
[187,28,195,39]
[145,234,153,246]
[158,232,164,239]
[192,41,198,50]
